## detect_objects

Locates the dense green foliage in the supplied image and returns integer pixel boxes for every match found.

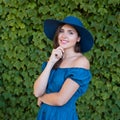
[0,0,120,120]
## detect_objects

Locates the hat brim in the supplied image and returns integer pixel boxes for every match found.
[44,19,94,53]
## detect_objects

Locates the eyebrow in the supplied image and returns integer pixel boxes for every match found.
[60,28,76,32]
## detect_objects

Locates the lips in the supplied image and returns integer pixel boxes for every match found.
[60,40,68,44]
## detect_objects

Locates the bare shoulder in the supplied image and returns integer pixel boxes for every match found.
[74,55,90,69]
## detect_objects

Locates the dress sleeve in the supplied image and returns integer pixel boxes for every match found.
[66,68,92,96]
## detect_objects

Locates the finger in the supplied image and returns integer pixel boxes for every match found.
[55,50,63,59]
[37,100,41,106]
[37,98,42,106]
[57,46,64,53]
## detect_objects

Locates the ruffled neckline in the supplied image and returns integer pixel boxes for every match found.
[54,67,90,71]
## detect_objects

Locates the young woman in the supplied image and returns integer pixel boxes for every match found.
[33,16,94,120]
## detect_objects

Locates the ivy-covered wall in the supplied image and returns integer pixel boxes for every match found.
[0,0,119,120]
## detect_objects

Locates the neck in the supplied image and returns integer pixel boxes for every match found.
[63,52,82,60]
[62,47,82,59]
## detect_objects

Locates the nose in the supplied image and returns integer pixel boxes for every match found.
[61,32,67,39]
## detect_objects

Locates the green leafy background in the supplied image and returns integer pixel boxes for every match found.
[0,0,120,120]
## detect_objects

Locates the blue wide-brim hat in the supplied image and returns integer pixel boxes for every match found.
[44,16,94,53]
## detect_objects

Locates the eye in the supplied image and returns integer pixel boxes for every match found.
[69,31,73,34]
[59,29,64,33]
[69,30,74,35]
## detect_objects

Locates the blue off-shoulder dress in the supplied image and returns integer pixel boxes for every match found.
[37,62,92,120]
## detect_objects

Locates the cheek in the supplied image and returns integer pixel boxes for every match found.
[70,36,78,42]
[58,33,62,39]
[70,38,79,46]
[58,34,62,42]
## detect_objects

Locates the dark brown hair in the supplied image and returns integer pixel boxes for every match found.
[53,24,81,68]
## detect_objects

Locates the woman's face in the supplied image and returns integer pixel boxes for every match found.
[58,24,80,50]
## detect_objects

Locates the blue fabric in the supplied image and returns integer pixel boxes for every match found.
[37,62,92,120]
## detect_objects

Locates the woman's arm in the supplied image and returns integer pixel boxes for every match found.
[33,62,54,97]
[38,78,79,106]
[33,46,64,97]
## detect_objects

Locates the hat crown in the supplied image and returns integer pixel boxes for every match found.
[63,16,83,27]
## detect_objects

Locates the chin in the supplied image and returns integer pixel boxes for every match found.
[59,45,67,49]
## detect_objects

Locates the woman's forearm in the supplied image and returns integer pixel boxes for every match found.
[33,62,54,97]
[39,78,79,106]
[39,93,63,106]
[34,47,64,98]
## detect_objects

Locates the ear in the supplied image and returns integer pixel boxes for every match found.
[77,37,81,42]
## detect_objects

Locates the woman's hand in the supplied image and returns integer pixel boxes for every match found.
[37,97,42,107]
[48,46,64,64]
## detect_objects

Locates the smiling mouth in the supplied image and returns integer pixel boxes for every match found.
[60,40,68,44]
